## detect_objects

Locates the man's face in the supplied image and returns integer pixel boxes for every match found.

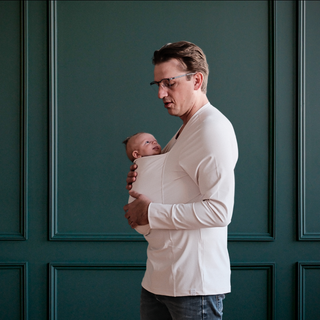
[132,133,161,159]
[153,59,195,121]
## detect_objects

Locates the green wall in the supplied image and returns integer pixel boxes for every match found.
[0,1,319,319]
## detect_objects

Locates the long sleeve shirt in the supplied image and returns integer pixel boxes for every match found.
[140,102,238,296]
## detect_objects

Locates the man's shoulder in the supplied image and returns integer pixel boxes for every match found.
[195,105,234,133]
[200,104,229,120]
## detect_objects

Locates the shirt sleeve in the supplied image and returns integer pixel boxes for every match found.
[148,114,238,230]
[134,224,151,236]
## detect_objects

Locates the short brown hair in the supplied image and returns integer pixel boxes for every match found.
[152,41,209,93]
[122,132,143,162]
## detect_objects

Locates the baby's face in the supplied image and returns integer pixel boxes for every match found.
[132,133,161,158]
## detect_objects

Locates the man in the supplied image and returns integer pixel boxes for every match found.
[124,41,238,320]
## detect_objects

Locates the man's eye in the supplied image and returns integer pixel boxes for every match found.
[163,80,171,87]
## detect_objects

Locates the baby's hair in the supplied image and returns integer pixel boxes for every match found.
[122,132,145,162]
[122,132,142,146]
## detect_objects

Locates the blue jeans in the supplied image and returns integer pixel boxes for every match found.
[140,287,225,320]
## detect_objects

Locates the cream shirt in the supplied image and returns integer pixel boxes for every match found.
[137,103,238,296]
[130,154,168,236]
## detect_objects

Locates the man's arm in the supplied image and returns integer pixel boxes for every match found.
[148,116,238,230]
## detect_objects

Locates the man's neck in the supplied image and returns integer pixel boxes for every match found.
[180,94,209,125]
[176,95,209,138]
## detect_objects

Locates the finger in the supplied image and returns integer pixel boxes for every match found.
[128,219,137,227]
[129,219,137,228]
[126,176,136,184]
[130,164,138,171]
[124,210,131,218]
[128,190,140,199]
[124,207,130,219]
[126,174,136,184]
[126,184,132,191]
[127,171,137,177]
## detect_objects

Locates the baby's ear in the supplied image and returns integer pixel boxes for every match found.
[132,150,141,159]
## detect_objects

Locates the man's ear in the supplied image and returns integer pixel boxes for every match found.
[194,72,204,91]
[132,150,141,159]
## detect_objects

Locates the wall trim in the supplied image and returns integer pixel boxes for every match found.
[0,262,28,319]
[297,0,320,241]
[49,262,145,319]
[48,0,144,242]
[231,262,276,320]
[49,0,58,241]
[49,0,276,242]
[229,0,277,242]
[0,0,28,241]
[297,262,320,319]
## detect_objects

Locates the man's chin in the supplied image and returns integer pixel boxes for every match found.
[167,108,177,116]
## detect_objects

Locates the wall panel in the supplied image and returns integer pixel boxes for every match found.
[1,1,319,319]
[49,262,145,320]
[298,0,320,240]
[0,262,28,320]
[224,263,275,320]
[298,262,320,320]
[0,0,28,240]
[49,0,276,241]
[228,0,276,241]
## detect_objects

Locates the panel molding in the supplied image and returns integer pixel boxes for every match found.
[49,262,145,320]
[297,262,320,320]
[231,262,276,320]
[0,262,28,320]
[49,0,276,242]
[0,0,28,241]
[297,0,320,241]
[229,0,277,242]
[49,0,58,241]
[48,0,144,242]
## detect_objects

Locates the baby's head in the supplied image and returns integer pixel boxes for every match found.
[123,132,162,162]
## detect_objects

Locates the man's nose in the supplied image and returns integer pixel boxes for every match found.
[158,85,168,99]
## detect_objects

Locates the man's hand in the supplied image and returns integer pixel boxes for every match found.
[126,163,138,190]
[124,191,151,228]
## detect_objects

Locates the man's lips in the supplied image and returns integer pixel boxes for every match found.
[163,101,172,108]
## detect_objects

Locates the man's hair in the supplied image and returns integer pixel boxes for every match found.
[152,41,209,94]
[122,132,143,162]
